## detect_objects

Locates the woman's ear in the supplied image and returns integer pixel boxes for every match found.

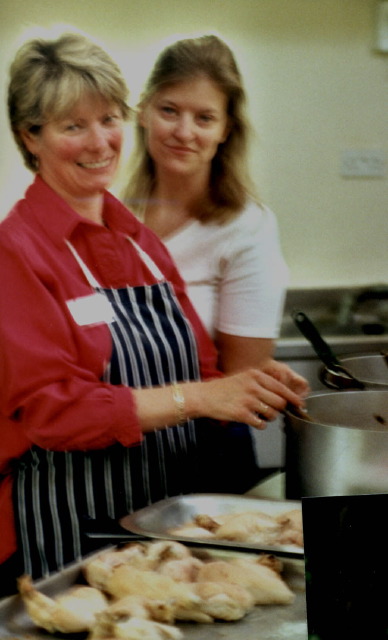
[20,129,40,155]
[221,118,232,144]
[137,107,146,129]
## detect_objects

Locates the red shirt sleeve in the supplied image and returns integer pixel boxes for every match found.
[0,227,142,457]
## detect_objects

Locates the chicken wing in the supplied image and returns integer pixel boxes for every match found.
[90,615,183,640]
[18,575,108,633]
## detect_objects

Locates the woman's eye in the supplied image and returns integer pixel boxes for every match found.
[104,114,121,125]
[65,123,80,132]
[198,114,214,124]
[160,106,176,116]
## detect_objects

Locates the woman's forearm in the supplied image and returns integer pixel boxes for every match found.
[132,369,305,433]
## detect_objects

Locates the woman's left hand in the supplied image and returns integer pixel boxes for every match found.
[262,359,310,399]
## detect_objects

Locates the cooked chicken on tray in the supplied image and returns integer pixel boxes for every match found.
[168,508,303,548]
[18,540,295,639]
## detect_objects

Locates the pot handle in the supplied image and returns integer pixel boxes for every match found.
[292,310,365,390]
[319,364,365,390]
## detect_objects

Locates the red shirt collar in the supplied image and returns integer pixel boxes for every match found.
[22,175,140,247]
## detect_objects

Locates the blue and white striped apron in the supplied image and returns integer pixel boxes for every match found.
[13,238,209,579]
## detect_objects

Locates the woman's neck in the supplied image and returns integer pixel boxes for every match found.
[39,174,106,225]
[65,192,106,225]
[145,171,208,239]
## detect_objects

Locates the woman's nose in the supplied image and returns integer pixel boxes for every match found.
[86,124,108,150]
[173,114,194,141]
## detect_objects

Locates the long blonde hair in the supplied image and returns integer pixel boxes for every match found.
[122,35,258,224]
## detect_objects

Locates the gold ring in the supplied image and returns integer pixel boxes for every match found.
[253,415,264,429]
[260,402,269,417]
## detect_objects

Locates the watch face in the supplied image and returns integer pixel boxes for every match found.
[302,493,388,640]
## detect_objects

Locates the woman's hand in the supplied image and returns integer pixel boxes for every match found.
[133,366,307,433]
[261,359,310,399]
[184,368,306,430]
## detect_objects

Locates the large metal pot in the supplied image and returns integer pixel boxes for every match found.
[285,390,388,498]
[321,353,388,390]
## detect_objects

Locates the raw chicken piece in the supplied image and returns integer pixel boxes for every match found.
[214,511,281,544]
[85,541,193,588]
[105,564,217,623]
[256,553,283,574]
[168,508,304,548]
[18,575,108,633]
[104,565,203,617]
[196,558,294,605]
[91,594,175,629]
[192,581,255,621]
[276,509,304,547]
[168,524,216,539]
[84,550,128,590]
[145,541,192,569]
[158,556,204,582]
[89,615,183,640]
[194,514,220,532]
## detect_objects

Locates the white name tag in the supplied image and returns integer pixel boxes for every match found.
[66,293,116,326]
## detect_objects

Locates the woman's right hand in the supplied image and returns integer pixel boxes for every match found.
[185,368,305,429]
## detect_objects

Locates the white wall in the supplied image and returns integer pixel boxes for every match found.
[1,0,387,288]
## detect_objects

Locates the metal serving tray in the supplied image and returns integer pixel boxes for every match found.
[0,546,307,640]
[120,494,303,558]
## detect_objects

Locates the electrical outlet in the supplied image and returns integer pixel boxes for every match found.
[376,1,388,52]
[340,149,386,178]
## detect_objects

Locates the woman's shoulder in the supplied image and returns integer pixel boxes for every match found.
[230,200,277,231]
[0,196,31,248]
[211,201,278,246]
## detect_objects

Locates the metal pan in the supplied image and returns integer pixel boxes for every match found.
[322,353,388,390]
[119,493,303,559]
[0,545,307,640]
[285,390,388,498]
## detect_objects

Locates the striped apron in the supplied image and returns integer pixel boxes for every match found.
[13,238,208,579]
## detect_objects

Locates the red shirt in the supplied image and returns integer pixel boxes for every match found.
[0,176,220,563]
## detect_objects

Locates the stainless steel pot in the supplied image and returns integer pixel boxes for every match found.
[322,353,388,390]
[285,390,388,498]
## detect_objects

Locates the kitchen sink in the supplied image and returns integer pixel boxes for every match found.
[280,316,386,339]
[276,284,388,360]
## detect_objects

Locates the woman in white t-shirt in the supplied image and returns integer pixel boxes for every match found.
[122,34,307,396]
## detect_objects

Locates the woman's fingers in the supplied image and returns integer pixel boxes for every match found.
[191,366,307,426]
[262,360,310,399]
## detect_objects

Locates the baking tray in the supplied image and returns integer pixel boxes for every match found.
[0,546,307,640]
[120,494,303,558]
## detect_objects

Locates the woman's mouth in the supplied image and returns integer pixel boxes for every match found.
[167,146,195,154]
[77,159,112,169]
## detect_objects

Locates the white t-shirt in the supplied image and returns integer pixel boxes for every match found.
[164,201,289,339]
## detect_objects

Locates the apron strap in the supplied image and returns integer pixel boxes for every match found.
[127,237,164,282]
[65,237,165,290]
[65,240,101,289]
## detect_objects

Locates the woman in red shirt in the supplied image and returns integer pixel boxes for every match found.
[0,32,303,594]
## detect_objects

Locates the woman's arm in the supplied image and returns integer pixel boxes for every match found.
[132,367,304,432]
[215,332,274,373]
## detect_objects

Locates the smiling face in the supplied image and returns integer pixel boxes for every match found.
[21,94,123,214]
[139,76,230,184]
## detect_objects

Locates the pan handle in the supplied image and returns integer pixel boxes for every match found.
[318,364,364,390]
[291,310,341,370]
[292,310,365,390]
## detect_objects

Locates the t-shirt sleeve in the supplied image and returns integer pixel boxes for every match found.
[215,204,289,338]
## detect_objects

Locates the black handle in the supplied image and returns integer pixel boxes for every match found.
[291,310,365,390]
[291,310,341,369]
